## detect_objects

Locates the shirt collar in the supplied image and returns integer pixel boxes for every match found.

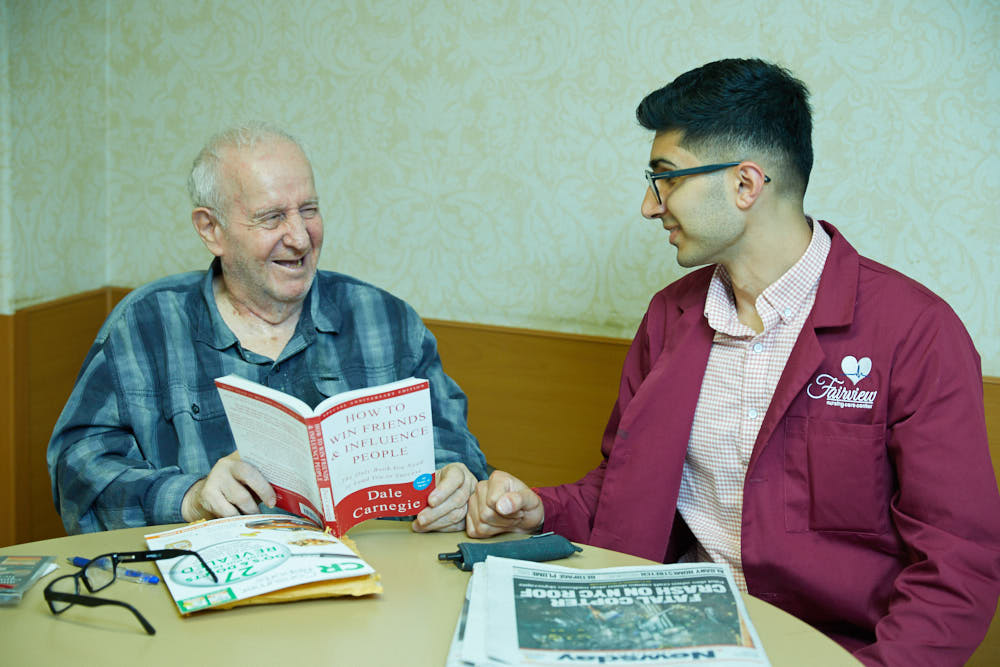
[308,271,340,334]
[194,258,238,351]
[193,259,341,352]
[758,217,831,325]
[704,268,741,335]
[704,217,831,336]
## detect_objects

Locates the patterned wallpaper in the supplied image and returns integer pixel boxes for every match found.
[0,0,14,311]
[5,0,109,308]
[3,0,998,374]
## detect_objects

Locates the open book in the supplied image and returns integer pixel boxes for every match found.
[145,515,381,614]
[215,375,436,536]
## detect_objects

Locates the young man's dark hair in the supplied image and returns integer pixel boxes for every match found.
[636,58,813,196]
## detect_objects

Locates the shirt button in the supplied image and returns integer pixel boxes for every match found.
[752,342,763,353]
[748,408,759,419]
[783,307,792,318]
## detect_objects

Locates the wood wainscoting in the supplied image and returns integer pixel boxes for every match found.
[984,383,1000,666]
[0,289,122,546]
[424,319,628,487]
[2,289,999,543]
[0,288,997,662]
[986,376,1000,491]
[0,314,14,547]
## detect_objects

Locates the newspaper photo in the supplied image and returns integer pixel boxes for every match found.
[449,556,770,666]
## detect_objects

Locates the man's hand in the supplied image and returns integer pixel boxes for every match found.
[412,462,477,533]
[181,451,276,522]
[466,470,544,538]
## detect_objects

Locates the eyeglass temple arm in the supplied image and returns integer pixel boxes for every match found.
[121,549,186,561]
[649,163,771,183]
[49,593,156,635]
[122,549,219,583]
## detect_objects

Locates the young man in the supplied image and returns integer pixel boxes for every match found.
[466,59,1000,665]
[48,122,487,534]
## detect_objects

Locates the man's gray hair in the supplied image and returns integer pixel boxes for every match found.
[187,121,307,226]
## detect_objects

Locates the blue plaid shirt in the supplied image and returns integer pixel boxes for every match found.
[48,260,488,534]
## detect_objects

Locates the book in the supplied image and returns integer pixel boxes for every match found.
[448,557,770,666]
[0,555,57,605]
[214,374,437,537]
[144,515,381,614]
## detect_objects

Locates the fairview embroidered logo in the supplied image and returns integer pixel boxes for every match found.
[806,355,878,410]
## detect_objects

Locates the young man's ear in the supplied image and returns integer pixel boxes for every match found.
[192,207,224,257]
[733,162,769,210]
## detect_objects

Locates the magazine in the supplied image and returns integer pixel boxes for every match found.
[215,374,436,536]
[448,557,770,666]
[144,514,381,614]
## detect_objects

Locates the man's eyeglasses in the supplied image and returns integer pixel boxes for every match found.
[44,549,217,635]
[645,162,771,205]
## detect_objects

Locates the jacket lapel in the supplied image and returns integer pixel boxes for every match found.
[591,282,715,561]
[748,222,860,470]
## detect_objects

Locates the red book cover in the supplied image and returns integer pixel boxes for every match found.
[215,375,436,536]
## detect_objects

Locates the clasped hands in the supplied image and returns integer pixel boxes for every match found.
[416,468,545,536]
[181,454,538,536]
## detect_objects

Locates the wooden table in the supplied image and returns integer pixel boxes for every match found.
[0,520,860,665]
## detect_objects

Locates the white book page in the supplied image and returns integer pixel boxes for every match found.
[216,379,322,510]
[216,373,313,415]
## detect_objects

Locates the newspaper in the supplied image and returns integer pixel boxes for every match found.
[448,556,770,666]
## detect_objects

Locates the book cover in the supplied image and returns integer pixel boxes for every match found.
[215,375,437,536]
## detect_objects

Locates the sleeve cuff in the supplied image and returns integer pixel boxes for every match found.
[145,473,203,525]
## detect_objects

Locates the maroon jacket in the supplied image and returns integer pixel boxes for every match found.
[537,222,1000,666]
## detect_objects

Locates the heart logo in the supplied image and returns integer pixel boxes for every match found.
[841,356,872,385]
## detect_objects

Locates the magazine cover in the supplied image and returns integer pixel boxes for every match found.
[145,515,378,614]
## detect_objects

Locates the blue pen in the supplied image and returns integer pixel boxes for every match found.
[68,557,160,585]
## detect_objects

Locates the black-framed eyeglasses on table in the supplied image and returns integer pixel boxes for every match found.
[44,549,217,635]
[645,162,771,205]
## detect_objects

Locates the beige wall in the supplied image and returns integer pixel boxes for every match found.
[2,0,998,373]
[4,0,108,308]
[1,1,12,311]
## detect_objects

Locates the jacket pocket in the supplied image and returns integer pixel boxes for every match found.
[785,417,890,533]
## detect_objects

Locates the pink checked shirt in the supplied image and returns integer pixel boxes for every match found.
[677,219,831,590]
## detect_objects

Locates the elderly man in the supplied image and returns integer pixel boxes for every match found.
[48,122,487,534]
[466,59,1000,665]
